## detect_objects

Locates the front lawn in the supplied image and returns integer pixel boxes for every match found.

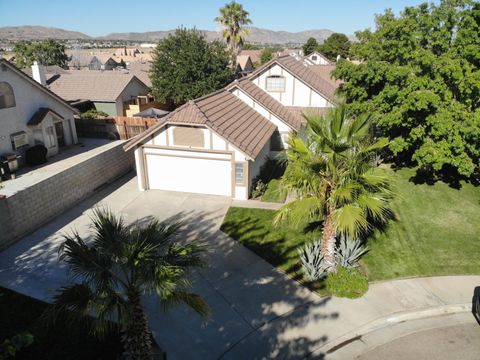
[0,287,123,360]
[221,168,480,282]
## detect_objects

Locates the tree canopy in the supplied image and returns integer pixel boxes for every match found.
[150,28,234,107]
[334,0,480,179]
[13,39,68,68]
[302,37,319,56]
[318,33,351,60]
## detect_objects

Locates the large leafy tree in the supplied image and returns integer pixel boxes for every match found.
[50,209,208,360]
[215,1,252,63]
[302,37,319,56]
[334,0,480,179]
[276,106,393,270]
[14,39,68,68]
[318,33,351,60]
[150,28,234,107]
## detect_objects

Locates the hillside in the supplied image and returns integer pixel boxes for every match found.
[0,26,90,40]
[0,25,336,45]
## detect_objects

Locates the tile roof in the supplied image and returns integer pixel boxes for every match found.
[308,64,343,88]
[238,50,262,64]
[249,54,339,103]
[227,78,304,131]
[236,55,253,72]
[125,89,276,159]
[286,106,332,120]
[47,71,148,102]
[127,61,152,87]
[27,107,64,126]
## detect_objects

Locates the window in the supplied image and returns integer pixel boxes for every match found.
[265,75,286,92]
[46,126,56,148]
[235,162,245,186]
[311,55,318,61]
[173,127,204,147]
[0,82,15,109]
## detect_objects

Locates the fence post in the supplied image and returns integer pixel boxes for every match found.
[124,120,128,139]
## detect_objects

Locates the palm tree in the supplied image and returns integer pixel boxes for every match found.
[49,208,208,360]
[275,105,393,270]
[215,1,252,63]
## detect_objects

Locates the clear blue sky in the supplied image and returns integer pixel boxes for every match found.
[0,0,438,37]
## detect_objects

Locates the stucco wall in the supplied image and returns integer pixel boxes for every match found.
[0,141,134,250]
[0,65,77,156]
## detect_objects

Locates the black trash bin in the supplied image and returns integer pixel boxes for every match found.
[1,153,20,180]
[474,286,480,325]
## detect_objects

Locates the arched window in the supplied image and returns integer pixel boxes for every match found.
[0,82,15,109]
[265,75,286,92]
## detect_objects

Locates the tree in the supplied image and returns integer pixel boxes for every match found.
[49,209,208,359]
[215,1,252,63]
[276,106,393,270]
[333,0,480,180]
[13,39,68,68]
[302,37,319,56]
[150,28,234,107]
[318,33,351,60]
[260,47,275,64]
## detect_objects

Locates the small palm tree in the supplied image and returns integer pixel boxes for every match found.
[276,105,393,270]
[215,1,252,63]
[50,209,208,360]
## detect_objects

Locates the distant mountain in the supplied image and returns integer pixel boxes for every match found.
[0,26,90,40]
[0,25,337,45]
[99,27,335,45]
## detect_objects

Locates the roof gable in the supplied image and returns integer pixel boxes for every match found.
[27,107,64,126]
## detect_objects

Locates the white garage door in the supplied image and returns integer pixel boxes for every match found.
[145,152,232,196]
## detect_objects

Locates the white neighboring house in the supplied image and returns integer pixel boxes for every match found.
[0,59,78,160]
[125,54,341,199]
[306,51,331,65]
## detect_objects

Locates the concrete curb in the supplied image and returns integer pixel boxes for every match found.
[313,303,472,357]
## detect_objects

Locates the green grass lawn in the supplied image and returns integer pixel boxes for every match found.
[221,168,480,282]
[0,287,123,360]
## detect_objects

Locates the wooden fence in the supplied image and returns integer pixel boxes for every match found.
[75,117,160,140]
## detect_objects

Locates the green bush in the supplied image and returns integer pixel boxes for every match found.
[80,109,110,118]
[251,179,267,199]
[325,267,369,298]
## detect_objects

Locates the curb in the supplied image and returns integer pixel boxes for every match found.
[312,303,471,357]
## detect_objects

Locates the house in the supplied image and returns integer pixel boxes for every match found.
[237,50,262,65]
[235,55,255,75]
[306,51,331,65]
[0,59,78,160]
[125,54,340,199]
[46,70,153,117]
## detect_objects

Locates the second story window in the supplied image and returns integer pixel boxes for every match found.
[265,75,286,92]
[0,82,16,109]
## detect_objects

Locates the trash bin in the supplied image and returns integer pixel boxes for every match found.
[1,153,20,179]
[474,286,480,325]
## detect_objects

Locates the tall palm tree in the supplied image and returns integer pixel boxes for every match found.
[49,209,208,360]
[215,1,252,63]
[275,105,393,270]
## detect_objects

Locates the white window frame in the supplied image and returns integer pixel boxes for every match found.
[235,162,246,186]
[265,75,286,92]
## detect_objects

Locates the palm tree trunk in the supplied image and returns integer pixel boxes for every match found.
[123,290,152,360]
[321,209,337,272]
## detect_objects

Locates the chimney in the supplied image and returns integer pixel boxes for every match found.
[31,61,46,86]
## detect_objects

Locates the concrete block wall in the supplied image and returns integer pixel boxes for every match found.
[0,142,134,249]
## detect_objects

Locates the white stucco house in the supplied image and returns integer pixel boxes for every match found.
[306,51,331,65]
[125,54,340,199]
[0,59,78,161]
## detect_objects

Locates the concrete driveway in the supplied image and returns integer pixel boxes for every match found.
[0,173,322,359]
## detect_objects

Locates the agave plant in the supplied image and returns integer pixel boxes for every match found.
[298,240,329,281]
[335,235,369,269]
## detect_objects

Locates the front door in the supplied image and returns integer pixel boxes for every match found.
[54,121,65,147]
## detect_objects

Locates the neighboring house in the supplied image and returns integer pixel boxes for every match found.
[235,55,255,75]
[127,61,152,87]
[125,54,340,199]
[0,59,78,160]
[238,50,262,65]
[46,70,153,117]
[306,51,331,65]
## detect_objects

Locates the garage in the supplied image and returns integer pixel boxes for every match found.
[143,147,233,196]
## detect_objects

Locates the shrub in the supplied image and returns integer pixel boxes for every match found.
[25,144,47,166]
[80,109,110,119]
[262,179,287,203]
[335,236,368,269]
[298,240,328,281]
[326,267,369,298]
[251,179,267,199]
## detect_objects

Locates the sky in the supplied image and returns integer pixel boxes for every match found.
[0,0,439,37]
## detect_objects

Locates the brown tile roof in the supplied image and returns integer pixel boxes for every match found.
[227,78,304,131]
[48,71,148,102]
[27,107,64,126]
[308,64,343,88]
[236,55,253,72]
[238,50,262,64]
[249,54,339,103]
[127,62,152,87]
[125,89,276,159]
[287,106,332,120]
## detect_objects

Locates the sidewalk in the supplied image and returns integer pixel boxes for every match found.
[222,275,480,359]
[231,199,283,210]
